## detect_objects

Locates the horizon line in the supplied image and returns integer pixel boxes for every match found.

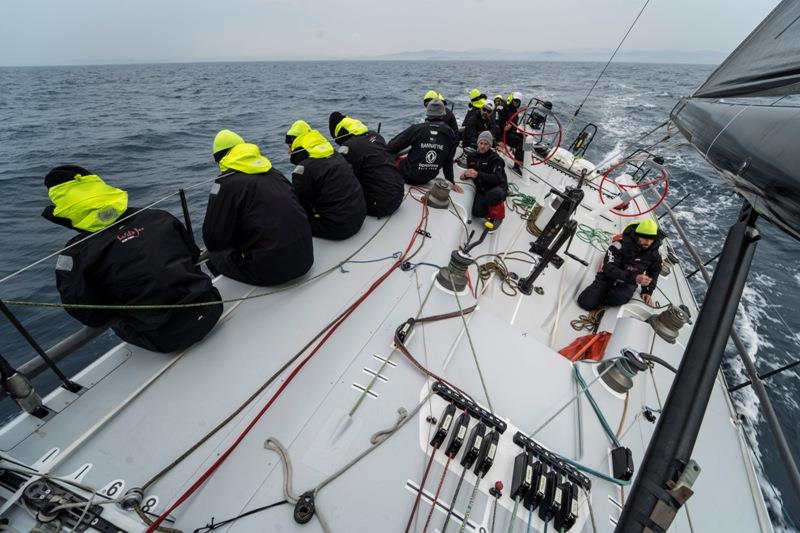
[0,57,720,69]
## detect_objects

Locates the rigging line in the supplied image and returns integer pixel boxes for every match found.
[458,473,484,533]
[440,466,468,533]
[405,450,437,533]
[140,215,402,490]
[583,487,599,533]
[573,366,621,448]
[262,439,332,533]
[145,202,430,532]
[347,273,437,417]
[451,274,495,414]
[505,497,520,533]
[646,333,664,408]
[316,391,434,493]
[449,196,471,239]
[527,358,621,438]
[4,212,397,310]
[422,455,453,533]
[191,500,287,533]
[570,0,653,120]
[0,176,217,288]
[142,303,353,491]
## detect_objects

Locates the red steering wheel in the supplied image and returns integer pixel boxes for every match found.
[500,99,563,167]
[598,158,670,217]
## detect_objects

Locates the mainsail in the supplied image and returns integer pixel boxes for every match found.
[671,0,800,241]
[693,1,800,98]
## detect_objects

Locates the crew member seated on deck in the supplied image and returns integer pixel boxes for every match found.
[203,130,313,286]
[463,100,496,149]
[286,120,366,240]
[500,92,524,175]
[328,112,404,217]
[42,165,222,353]
[576,219,663,310]
[423,90,459,137]
[387,99,457,186]
[462,88,488,127]
[460,131,507,224]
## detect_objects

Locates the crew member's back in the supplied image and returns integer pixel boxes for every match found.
[329,112,404,217]
[203,130,313,286]
[387,99,457,186]
[43,165,222,353]
[287,121,367,240]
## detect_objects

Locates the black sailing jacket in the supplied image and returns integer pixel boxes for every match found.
[338,131,405,217]
[387,119,457,185]
[600,225,664,295]
[291,152,367,240]
[52,208,222,353]
[467,150,508,194]
[463,112,495,148]
[203,168,313,285]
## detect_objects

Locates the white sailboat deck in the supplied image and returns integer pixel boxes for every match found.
[0,151,771,532]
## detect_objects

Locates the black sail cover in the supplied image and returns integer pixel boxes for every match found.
[672,0,800,241]
[694,1,800,98]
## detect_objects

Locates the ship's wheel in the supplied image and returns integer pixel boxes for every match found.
[598,157,669,217]
[500,99,563,166]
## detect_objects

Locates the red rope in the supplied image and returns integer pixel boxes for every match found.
[404,450,437,533]
[422,455,453,533]
[146,198,430,532]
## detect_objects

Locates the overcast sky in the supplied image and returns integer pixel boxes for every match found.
[0,0,781,66]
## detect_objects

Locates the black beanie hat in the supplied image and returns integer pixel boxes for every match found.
[44,165,92,189]
[328,111,346,138]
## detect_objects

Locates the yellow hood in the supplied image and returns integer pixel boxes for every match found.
[219,143,273,174]
[48,174,128,232]
[334,117,369,137]
[291,129,335,159]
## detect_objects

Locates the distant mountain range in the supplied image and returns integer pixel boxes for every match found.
[356,48,726,65]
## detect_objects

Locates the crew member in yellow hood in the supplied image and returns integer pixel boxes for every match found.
[462,88,488,127]
[422,90,458,135]
[285,122,366,240]
[41,164,222,353]
[204,129,313,286]
[328,111,404,218]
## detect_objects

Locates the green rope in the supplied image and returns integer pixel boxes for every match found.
[507,182,536,213]
[573,365,621,448]
[575,223,613,252]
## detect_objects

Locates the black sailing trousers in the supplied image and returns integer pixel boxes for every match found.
[577,275,637,311]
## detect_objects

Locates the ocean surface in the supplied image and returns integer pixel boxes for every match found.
[0,61,798,529]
